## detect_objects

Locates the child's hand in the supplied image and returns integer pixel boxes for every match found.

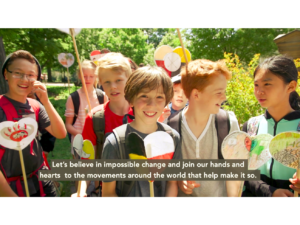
[178,180,200,195]
[158,105,171,122]
[272,188,293,197]
[289,172,300,194]
[71,192,87,197]
[32,81,48,104]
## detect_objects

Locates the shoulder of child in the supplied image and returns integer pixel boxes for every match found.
[227,110,240,132]
[102,131,121,159]
[91,104,104,114]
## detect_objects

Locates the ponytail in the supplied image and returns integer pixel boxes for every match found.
[289,91,300,110]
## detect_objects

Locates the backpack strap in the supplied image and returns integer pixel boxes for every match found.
[95,88,104,105]
[92,109,105,159]
[112,124,131,196]
[70,91,80,125]
[167,109,183,136]
[27,98,40,122]
[215,109,230,160]
[0,96,45,196]
[0,95,19,121]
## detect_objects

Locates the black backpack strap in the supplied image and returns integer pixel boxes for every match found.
[92,109,105,159]
[122,114,135,124]
[215,109,230,160]
[70,91,80,125]
[95,88,104,105]
[113,124,133,196]
[167,109,183,136]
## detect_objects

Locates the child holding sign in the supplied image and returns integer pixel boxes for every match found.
[242,56,300,197]
[101,66,182,197]
[0,50,66,197]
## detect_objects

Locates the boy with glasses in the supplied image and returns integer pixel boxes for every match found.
[0,50,66,197]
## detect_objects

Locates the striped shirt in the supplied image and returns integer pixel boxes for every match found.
[65,88,102,154]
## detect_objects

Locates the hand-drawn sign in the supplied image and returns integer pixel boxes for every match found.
[82,140,94,160]
[269,132,300,169]
[222,131,273,169]
[154,45,191,77]
[0,118,38,150]
[144,131,174,160]
[58,53,75,68]
[126,131,175,197]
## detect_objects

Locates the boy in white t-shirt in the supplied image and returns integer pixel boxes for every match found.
[168,59,241,197]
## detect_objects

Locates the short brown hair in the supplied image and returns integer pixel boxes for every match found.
[2,50,40,80]
[181,59,232,98]
[6,50,36,67]
[95,53,131,82]
[125,66,173,106]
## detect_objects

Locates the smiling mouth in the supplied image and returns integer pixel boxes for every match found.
[144,111,157,117]
[18,85,29,89]
[216,103,221,107]
[111,92,119,96]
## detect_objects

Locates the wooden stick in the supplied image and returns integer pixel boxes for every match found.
[176,28,189,66]
[69,28,92,112]
[67,67,70,94]
[237,181,244,197]
[77,181,82,197]
[294,158,300,197]
[18,143,29,197]
[149,181,154,197]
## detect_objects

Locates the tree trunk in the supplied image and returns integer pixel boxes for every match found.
[47,67,52,82]
[0,37,8,95]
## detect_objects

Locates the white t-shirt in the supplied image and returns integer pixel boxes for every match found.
[178,108,240,197]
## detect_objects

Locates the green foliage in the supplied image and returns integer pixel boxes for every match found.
[186,28,299,63]
[0,28,69,69]
[143,45,156,66]
[47,85,79,122]
[142,28,175,48]
[223,53,264,126]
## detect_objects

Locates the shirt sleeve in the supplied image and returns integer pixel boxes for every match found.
[38,102,50,131]
[82,113,97,146]
[65,95,75,118]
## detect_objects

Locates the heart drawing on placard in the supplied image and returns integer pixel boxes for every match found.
[58,53,75,68]
[0,117,38,151]
[221,131,273,169]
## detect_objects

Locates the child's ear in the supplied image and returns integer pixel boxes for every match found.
[3,70,8,80]
[288,80,297,93]
[191,89,200,99]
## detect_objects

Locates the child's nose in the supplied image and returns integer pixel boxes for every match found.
[147,98,155,106]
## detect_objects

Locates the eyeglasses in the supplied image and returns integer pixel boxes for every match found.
[6,69,38,82]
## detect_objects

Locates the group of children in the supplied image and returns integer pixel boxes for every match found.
[1,49,300,197]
